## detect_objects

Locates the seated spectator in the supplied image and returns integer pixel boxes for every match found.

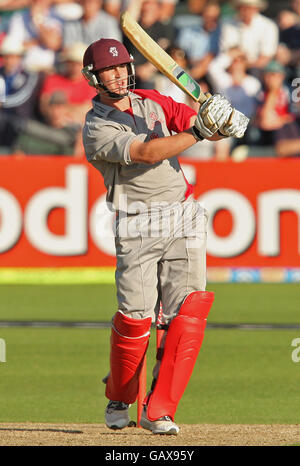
[159,0,178,24]
[207,46,262,155]
[0,0,30,37]
[12,90,83,156]
[6,0,63,72]
[176,0,221,81]
[104,0,178,23]
[208,47,262,118]
[123,0,175,88]
[291,0,300,18]
[276,6,300,85]
[220,0,279,79]
[173,0,208,31]
[103,0,122,19]
[52,1,83,22]
[255,60,294,146]
[62,0,122,48]
[39,42,96,125]
[0,36,44,151]
[275,101,300,158]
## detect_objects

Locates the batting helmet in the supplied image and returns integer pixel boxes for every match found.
[82,38,135,96]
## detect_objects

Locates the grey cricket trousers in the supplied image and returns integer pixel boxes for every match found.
[114,198,208,325]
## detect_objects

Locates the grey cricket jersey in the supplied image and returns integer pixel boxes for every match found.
[82,89,196,212]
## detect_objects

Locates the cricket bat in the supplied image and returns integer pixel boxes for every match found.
[120,11,208,105]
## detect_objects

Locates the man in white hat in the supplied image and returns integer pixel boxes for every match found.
[220,0,279,74]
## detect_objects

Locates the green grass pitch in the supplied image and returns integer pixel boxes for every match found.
[0,282,299,424]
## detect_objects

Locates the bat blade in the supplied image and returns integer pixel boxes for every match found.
[120,11,207,104]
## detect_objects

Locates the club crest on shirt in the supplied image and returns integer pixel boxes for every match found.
[109,47,118,57]
[150,112,158,121]
[149,111,163,131]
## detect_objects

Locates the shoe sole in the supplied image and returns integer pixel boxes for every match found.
[106,422,130,430]
[140,418,179,435]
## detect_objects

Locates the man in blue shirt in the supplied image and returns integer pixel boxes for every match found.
[176,1,221,81]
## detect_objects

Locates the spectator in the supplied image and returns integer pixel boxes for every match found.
[0,0,30,37]
[103,0,135,19]
[275,99,300,158]
[62,0,122,48]
[12,90,83,156]
[208,47,262,118]
[220,0,279,79]
[255,60,294,146]
[291,0,300,18]
[159,0,179,24]
[103,0,178,23]
[0,35,44,151]
[6,0,63,72]
[39,42,96,125]
[52,1,83,22]
[276,6,300,85]
[207,47,262,158]
[123,0,175,88]
[176,0,221,81]
[173,0,208,31]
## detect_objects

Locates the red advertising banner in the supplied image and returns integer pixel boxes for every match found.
[0,156,299,272]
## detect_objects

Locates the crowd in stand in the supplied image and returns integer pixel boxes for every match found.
[0,0,300,159]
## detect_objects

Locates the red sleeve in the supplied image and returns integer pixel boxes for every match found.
[133,89,196,133]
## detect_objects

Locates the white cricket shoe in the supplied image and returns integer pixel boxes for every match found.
[105,400,130,430]
[140,406,180,435]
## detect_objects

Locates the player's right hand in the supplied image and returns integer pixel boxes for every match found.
[192,94,233,141]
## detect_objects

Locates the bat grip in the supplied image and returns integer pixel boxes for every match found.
[198,93,210,105]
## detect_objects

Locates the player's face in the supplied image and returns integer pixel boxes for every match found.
[98,64,129,97]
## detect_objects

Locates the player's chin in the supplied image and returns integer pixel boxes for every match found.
[112,87,129,98]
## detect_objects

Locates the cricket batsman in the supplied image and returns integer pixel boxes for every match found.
[82,38,248,434]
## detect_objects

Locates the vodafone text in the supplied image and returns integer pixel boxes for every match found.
[1,165,300,259]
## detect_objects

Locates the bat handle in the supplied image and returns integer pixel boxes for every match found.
[198,92,211,105]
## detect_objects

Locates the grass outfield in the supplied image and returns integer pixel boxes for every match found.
[0,282,299,424]
[0,282,299,323]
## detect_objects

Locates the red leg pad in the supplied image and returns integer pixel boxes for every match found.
[147,291,214,421]
[105,311,152,404]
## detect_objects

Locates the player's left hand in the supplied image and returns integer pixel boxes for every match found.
[219,109,250,139]
[192,93,233,140]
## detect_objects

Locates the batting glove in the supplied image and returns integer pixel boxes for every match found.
[192,94,233,141]
[219,108,250,139]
